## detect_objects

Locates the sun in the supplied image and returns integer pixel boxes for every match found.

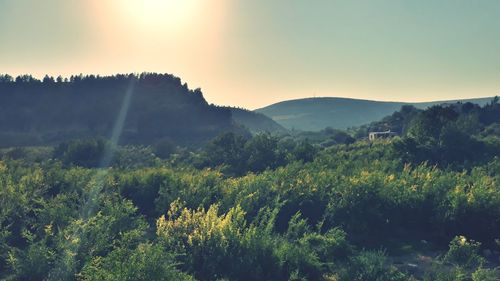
[117,0,201,29]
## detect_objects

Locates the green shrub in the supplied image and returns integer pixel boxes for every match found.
[444,236,484,268]
[78,243,194,281]
[156,202,324,281]
[54,139,113,167]
[153,138,176,159]
[423,266,468,281]
[472,267,498,281]
[7,236,55,281]
[343,250,408,281]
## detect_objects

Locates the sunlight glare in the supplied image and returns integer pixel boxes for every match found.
[118,0,201,29]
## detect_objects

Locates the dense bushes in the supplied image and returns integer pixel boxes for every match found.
[2,144,499,279]
[0,116,498,280]
[199,132,318,176]
[54,139,112,168]
[53,139,158,169]
[156,202,353,281]
[444,236,484,268]
[391,101,500,169]
[79,243,194,281]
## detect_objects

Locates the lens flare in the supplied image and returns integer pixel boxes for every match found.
[48,78,136,279]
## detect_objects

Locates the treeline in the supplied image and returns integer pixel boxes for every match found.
[10,134,315,175]
[195,132,317,176]
[0,73,246,147]
[357,97,499,137]
[283,99,500,169]
[388,99,500,169]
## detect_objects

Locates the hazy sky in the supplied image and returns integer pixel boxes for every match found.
[1,0,499,109]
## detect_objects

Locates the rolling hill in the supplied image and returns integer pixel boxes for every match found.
[255,97,495,131]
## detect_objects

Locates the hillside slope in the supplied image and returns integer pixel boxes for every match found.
[228,107,287,134]
[0,73,246,147]
[256,97,494,131]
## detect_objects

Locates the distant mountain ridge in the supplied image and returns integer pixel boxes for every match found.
[255,97,495,131]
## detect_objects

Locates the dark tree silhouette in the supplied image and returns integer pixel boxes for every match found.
[0,73,246,147]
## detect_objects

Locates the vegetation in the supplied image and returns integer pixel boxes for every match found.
[228,107,287,134]
[255,97,493,131]
[0,98,499,280]
[0,73,248,148]
[391,99,500,169]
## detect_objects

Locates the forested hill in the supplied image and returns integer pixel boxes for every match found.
[227,107,287,134]
[0,73,247,147]
[256,97,494,131]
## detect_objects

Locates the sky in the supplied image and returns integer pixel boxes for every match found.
[1,0,499,109]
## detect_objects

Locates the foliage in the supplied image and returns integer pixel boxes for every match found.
[200,132,318,176]
[202,132,248,175]
[78,243,194,281]
[444,236,484,268]
[391,102,500,169]
[0,100,498,280]
[54,138,112,168]
[471,267,498,281]
[0,73,246,147]
[156,202,324,281]
[152,138,177,159]
[342,250,408,281]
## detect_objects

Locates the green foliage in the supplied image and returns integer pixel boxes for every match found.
[392,103,500,169]
[7,233,55,281]
[298,228,353,272]
[202,132,248,175]
[444,236,484,268]
[54,138,112,168]
[292,141,318,162]
[0,100,498,280]
[152,138,176,159]
[156,202,324,281]
[78,243,194,281]
[201,132,316,175]
[118,168,223,218]
[423,266,468,281]
[112,145,159,169]
[244,133,285,173]
[471,267,498,281]
[342,250,408,281]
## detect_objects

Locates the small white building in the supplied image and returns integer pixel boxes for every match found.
[368,130,397,141]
